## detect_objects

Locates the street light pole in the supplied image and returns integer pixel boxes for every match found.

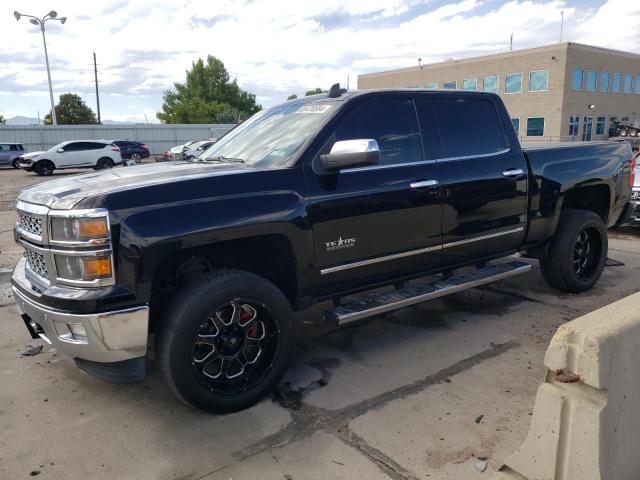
[14,10,66,125]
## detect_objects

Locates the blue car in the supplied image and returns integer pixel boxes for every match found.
[112,140,150,162]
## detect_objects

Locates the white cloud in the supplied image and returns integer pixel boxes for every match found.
[1,0,638,121]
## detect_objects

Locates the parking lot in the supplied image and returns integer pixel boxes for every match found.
[1,166,639,479]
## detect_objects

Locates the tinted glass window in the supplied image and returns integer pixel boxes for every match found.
[62,142,80,151]
[483,76,499,93]
[636,75,640,94]
[600,72,610,92]
[572,69,584,91]
[425,82,437,90]
[527,117,545,137]
[442,81,456,90]
[462,79,477,91]
[613,73,622,92]
[624,73,633,93]
[0,144,9,151]
[430,97,506,158]
[596,117,605,135]
[569,116,580,136]
[505,73,522,93]
[334,98,423,166]
[529,70,549,92]
[608,117,618,137]
[586,70,597,91]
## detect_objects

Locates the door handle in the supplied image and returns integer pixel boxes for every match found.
[502,168,524,178]
[410,179,439,189]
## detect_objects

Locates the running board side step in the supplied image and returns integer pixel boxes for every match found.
[325,261,531,326]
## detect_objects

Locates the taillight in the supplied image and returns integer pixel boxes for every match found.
[141,144,148,148]
[112,147,120,152]
[630,156,636,188]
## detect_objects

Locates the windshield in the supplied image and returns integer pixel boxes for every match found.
[198,99,335,168]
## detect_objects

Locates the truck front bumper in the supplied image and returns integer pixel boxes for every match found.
[13,286,149,382]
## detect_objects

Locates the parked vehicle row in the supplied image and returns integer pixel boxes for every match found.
[10,87,634,413]
[162,138,218,160]
[616,123,640,138]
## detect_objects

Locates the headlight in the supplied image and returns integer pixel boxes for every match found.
[54,254,113,282]
[50,215,109,243]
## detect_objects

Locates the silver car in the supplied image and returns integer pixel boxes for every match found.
[0,143,25,168]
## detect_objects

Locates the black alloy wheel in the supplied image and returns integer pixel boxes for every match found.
[573,226,601,279]
[190,300,279,396]
[96,157,114,170]
[34,160,54,176]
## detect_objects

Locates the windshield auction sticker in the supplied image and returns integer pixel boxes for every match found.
[295,104,332,114]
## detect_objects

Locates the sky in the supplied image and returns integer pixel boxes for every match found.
[1,0,639,123]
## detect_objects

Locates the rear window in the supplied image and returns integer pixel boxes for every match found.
[430,97,507,159]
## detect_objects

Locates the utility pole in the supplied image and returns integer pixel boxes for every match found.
[510,33,513,52]
[93,52,101,124]
[559,10,564,43]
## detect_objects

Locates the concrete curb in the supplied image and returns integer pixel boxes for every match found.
[495,290,640,480]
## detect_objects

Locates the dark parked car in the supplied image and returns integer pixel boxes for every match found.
[112,140,150,162]
[11,86,634,413]
[0,143,25,168]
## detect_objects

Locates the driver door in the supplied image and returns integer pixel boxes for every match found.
[304,94,442,295]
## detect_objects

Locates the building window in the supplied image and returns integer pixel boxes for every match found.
[586,70,597,91]
[613,73,622,93]
[442,81,456,90]
[462,78,477,91]
[624,74,633,93]
[483,75,499,93]
[529,70,549,92]
[596,117,606,135]
[608,117,618,137]
[569,116,580,136]
[511,118,520,135]
[572,69,584,91]
[636,75,640,94]
[505,73,522,94]
[527,117,545,137]
[622,116,630,123]
[425,82,437,90]
[600,72,610,92]
[408,83,420,89]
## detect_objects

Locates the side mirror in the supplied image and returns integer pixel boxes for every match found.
[319,139,379,171]
[57,148,64,153]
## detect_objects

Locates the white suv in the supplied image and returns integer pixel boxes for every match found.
[23,140,123,176]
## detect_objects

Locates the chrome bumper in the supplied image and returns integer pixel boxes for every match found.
[13,287,149,363]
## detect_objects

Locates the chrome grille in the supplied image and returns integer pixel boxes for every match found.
[24,249,48,279]
[632,191,640,200]
[18,212,43,237]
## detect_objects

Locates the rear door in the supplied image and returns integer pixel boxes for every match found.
[428,95,528,267]
[304,94,442,295]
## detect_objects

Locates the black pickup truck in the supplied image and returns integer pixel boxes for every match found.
[11,87,634,412]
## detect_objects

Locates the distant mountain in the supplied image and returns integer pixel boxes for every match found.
[6,116,41,125]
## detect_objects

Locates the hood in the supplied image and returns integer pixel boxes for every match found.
[18,161,253,210]
[21,151,45,160]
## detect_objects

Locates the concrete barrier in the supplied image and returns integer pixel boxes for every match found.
[495,291,640,480]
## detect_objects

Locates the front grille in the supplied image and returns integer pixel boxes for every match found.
[18,212,43,237]
[632,191,640,200]
[24,249,48,279]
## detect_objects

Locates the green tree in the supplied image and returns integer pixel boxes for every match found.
[287,94,298,100]
[157,56,261,124]
[305,88,327,96]
[44,93,97,125]
[0,114,5,125]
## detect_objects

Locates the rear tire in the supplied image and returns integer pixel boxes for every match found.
[34,160,54,176]
[540,209,607,293]
[130,153,141,163]
[95,157,114,170]
[156,269,294,413]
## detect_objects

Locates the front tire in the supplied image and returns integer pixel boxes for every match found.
[156,269,294,413]
[12,158,20,169]
[34,160,54,176]
[540,209,607,293]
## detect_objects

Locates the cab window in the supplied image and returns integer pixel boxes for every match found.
[334,98,423,166]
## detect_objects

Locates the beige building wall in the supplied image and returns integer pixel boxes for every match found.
[358,42,640,142]
[563,43,640,141]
